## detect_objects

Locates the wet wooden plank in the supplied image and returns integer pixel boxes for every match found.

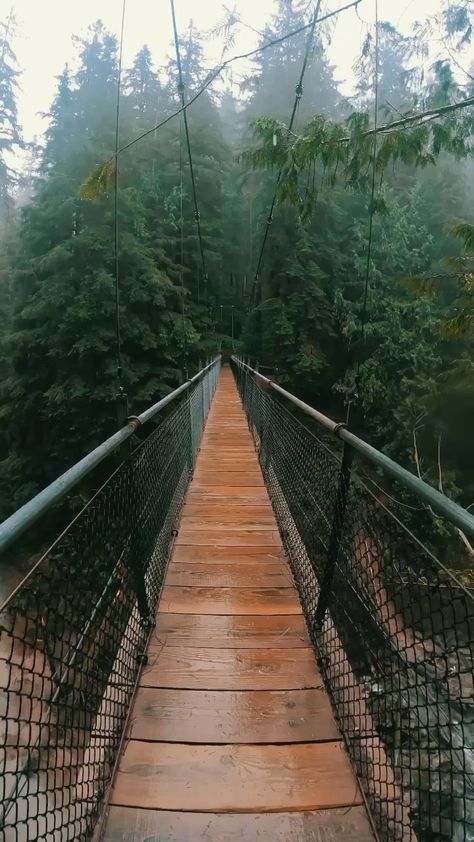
[175,529,282,547]
[103,806,374,841]
[102,368,372,841]
[178,520,276,531]
[165,562,293,588]
[172,546,285,563]
[140,645,318,690]
[153,613,310,649]
[199,446,257,452]
[180,511,275,524]
[187,488,270,501]
[110,742,362,812]
[181,504,273,515]
[192,472,264,486]
[160,585,301,615]
[195,457,257,466]
[128,687,339,743]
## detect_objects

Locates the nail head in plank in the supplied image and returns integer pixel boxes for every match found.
[128,687,339,743]
[141,645,319,690]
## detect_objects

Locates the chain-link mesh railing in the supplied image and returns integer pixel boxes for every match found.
[0,358,220,842]
[232,358,474,842]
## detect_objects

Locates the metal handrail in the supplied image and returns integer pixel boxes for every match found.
[232,356,474,539]
[0,357,221,555]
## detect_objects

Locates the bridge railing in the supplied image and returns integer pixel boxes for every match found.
[0,357,221,842]
[232,356,474,842]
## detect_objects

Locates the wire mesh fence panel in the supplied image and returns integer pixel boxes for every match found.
[232,359,474,842]
[0,361,220,842]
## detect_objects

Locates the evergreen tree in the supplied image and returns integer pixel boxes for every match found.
[41,65,76,171]
[125,45,164,118]
[0,23,187,517]
[0,9,22,217]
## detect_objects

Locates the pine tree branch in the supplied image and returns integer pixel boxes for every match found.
[441,41,474,84]
[308,95,474,146]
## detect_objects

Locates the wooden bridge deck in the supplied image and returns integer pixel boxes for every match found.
[102,368,374,841]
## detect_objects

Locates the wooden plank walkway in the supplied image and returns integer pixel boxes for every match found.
[103,368,374,841]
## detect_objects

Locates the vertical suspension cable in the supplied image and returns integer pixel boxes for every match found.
[114,0,127,395]
[170,0,208,302]
[179,113,188,378]
[346,0,379,423]
[251,0,323,293]
[360,0,379,346]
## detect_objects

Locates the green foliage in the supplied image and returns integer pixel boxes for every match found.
[405,222,474,338]
[0,20,241,520]
[79,159,115,200]
[0,11,23,215]
[239,5,474,540]
[1,1,474,573]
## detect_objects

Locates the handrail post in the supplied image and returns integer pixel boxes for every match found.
[314,441,354,629]
[200,371,205,433]
[187,381,195,476]
[128,461,153,630]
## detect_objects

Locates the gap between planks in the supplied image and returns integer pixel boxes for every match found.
[105,367,372,838]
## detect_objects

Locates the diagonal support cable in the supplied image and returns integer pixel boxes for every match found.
[170,0,208,300]
[250,0,323,301]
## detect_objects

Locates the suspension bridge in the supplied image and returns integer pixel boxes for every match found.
[0,358,473,842]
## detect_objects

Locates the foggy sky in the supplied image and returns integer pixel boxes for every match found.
[6,0,456,152]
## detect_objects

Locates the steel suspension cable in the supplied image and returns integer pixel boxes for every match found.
[170,0,208,301]
[117,2,361,158]
[179,113,188,378]
[250,0,323,305]
[346,0,379,423]
[360,0,379,348]
[114,0,127,404]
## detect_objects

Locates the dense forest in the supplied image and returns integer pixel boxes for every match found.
[0,0,473,566]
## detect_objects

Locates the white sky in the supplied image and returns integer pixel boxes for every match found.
[5,0,464,149]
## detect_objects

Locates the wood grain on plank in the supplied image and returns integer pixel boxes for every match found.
[128,687,339,743]
[102,368,372,841]
[181,503,273,513]
[196,460,258,467]
[175,529,282,547]
[141,645,319,690]
[172,546,285,563]
[192,472,264,486]
[187,487,270,500]
[180,511,275,524]
[178,521,276,531]
[160,585,301,615]
[153,613,310,649]
[165,562,293,588]
[110,742,362,812]
[103,806,374,841]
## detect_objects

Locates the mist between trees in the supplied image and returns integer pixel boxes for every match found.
[0,2,473,575]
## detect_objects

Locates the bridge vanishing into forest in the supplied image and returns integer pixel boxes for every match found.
[0,358,473,842]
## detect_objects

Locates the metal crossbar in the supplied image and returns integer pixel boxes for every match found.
[0,358,220,842]
[232,356,474,842]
